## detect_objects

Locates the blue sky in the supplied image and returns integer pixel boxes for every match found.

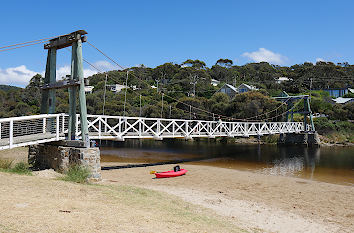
[0,0,353,86]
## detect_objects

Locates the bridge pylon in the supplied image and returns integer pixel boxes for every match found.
[274,92,315,132]
[274,92,319,146]
[41,30,89,147]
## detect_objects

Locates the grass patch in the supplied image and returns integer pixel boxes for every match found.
[10,162,32,175]
[61,165,90,183]
[0,160,32,175]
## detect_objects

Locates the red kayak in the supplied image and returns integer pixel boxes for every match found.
[155,169,188,178]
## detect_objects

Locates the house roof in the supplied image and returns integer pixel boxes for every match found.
[349,88,354,93]
[332,97,353,104]
[238,83,259,91]
[277,77,290,81]
[222,83,238,92]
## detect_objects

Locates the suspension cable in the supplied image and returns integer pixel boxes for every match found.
[87,41,125,70]
[82,42,305,122]
[0,40,48,52]
[102,74,108,115]
[0,35,59,50]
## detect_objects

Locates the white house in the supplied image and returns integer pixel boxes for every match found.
[276,77,291,84]
[217,83,259,99]
[211,79,220,87]
[84,86,94,94]
[236,83,259,93]
[332,97,354,104]
[218,84,238,98]
[107,84,128,93]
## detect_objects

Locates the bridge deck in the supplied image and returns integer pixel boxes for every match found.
[0,114,309,150]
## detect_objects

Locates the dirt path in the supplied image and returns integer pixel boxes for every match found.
[101,163,354,233]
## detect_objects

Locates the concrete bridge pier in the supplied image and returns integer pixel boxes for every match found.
[28,141,101,181]
[278,132,320,147]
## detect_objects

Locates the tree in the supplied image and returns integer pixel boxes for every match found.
[182,59,206,69]
[216,59,233,68]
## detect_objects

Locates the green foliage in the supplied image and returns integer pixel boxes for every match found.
[314,117,354,135]
[313,118,336,133]
[0,161,32,175]
[61,165,90,183]
[10,162,31,175]
[226,91,284,120]
[0,60,352,126]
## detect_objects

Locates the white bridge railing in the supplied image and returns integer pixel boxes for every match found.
[0,113,306,150]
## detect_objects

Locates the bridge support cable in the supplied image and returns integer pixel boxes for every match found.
[160,93,164,118]
[84,41,308,123]
[123,71,129,117]
[0,34,70,53]
[102,74,108,115]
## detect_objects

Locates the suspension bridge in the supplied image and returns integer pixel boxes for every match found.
[0,114,307,150]
[0,30,315,152]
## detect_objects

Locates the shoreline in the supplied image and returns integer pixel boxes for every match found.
[101,162,354,232]
[0,147,353,232]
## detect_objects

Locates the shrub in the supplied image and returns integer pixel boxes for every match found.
[313,118,335,133]
[61,165,90,183]
[335,121,354,132]
[10,162,31,175]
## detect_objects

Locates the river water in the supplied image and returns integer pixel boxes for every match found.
[100,139,354,186]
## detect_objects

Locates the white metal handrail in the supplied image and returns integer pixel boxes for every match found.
[0,113,306,150]
[0,114,66,150]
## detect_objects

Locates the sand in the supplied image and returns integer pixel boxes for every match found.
[101,162,354,233]
[1,147,353,232]
[0,172,240,233]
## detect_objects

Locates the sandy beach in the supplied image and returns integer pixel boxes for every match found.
[101,162,354,232]
[1,148,353,232]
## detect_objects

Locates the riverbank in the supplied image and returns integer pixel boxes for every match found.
[1,147,353,232]
[0,171,240,232]
[101,162,354,233]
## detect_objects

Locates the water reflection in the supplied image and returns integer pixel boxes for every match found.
[100,139,354,185]
[260,146,322,179]
[260,157,305,176]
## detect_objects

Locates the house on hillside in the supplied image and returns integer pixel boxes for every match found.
[107,84,128,93]
[218,84,238,99]
[84,86,94,94]
[211,79,220,87]
[320,87,352,98]
[275,77,291,84]
[237,83,259,93]
[217,83,259,99]
[331,97,354,104]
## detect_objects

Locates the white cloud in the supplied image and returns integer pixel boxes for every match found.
[242,48,287,65]
[0,64,99,87]
[0,65,38,87]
